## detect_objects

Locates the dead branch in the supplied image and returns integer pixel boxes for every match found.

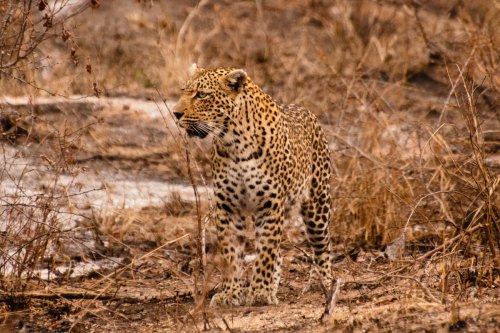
[417,224,483,261]
[0,291,192,303]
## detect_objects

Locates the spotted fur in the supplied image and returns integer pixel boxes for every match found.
[173,65,333,306]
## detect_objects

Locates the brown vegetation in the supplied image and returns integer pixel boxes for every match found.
[1,0,500,332]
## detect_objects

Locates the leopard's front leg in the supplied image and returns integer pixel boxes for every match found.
[246,199,284,306]
[210,208,247,308]
[209,144,248,308]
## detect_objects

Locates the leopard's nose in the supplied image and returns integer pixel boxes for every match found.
[173,111,184,120]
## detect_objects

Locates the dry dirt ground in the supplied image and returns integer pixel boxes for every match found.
[9,249,500,333]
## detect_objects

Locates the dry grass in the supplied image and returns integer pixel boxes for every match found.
[1,0,500,331]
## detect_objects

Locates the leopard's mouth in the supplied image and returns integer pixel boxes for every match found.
[186,128,208,139]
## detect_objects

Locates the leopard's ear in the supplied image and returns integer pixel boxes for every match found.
[188,63,204,77]
[220,69,247,92]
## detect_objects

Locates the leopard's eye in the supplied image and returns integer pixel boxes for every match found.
[195,91,209,99]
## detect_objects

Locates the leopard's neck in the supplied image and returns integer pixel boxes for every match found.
[214,82,283,160]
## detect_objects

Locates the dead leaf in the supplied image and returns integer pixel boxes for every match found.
[71,48,78,66]
[375,295,398,305]
[62,30,71,42]
[43,14,53,28]
[38,0,48,11]
[93,83,101,98]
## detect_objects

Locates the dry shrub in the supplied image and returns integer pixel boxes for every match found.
[329,74,500,250]
[0,119,90,291]
[0,0,92,94]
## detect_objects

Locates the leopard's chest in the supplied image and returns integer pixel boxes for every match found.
[214,143,306,209]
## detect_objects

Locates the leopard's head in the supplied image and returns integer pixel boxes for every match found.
[172,64,247,139]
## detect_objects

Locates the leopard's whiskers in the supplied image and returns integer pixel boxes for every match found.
[196,122,231,145]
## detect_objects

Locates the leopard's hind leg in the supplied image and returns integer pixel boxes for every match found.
[301,140,333,292]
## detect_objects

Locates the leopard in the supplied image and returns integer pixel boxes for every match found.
[172,64,333,307]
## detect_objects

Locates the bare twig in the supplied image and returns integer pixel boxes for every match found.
[390,275,440,304]
[175,0,211,63]
[438,47,477,124]
[321,277,342,323]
